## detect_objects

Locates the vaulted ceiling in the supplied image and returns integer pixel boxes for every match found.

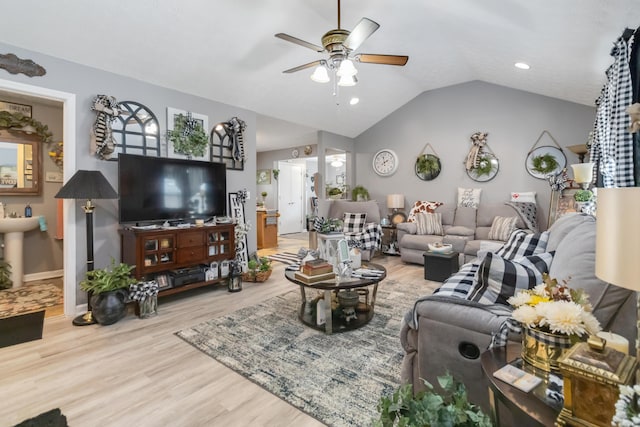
[1,1,638,151]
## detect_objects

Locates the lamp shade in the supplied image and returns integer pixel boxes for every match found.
[55,170,117,200]
[387,194,405,209]
[571,162,595,184]
[310,65,330,83]
[595,187,640,291]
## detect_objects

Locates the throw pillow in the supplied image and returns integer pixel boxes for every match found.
[407,200,444,222]
[488,216,518,241]
[342,212,367,233]
[510,191,537,203]
[495,229,550,260]
[415,212,444,235]
[467,251,554,305]
[457,187,482,208]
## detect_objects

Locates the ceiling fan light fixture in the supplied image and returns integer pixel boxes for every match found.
[337,59,357,77]
[338,74,357,87]
[310,65,330,83]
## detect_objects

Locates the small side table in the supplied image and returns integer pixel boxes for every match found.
[481,344,561,426]
[423,250,459,281]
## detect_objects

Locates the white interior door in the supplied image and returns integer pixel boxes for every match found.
[278,162,304,234]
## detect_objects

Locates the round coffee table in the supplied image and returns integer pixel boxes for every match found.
[285,263,386,334]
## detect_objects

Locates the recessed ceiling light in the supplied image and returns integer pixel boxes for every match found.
[515,62,530,70]
[350,97,360,105]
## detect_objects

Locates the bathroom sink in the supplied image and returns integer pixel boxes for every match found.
[0,217,40,233]
[0,217,41,287]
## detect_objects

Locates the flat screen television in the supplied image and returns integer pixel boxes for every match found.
[118,153,227,224]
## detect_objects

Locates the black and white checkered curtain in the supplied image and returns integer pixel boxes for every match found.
[591,30,637,187]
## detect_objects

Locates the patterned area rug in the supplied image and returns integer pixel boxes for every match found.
[176,279,426,427]
[0,283,63,318]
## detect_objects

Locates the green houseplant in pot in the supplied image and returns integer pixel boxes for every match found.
[0,260,12,290]
[80,258,137,325]
[351,185,370,201]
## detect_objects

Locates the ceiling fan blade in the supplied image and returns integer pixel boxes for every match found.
[343,18,380,51]
[354,54,409,66]
[283,60,323,74]
[275,33,324,53]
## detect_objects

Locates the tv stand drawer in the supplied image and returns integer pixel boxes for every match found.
[178,231,205,248]
[177,246,205,264]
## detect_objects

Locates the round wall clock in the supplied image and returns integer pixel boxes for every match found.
[372,149,399,176]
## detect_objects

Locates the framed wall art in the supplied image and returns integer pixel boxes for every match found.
[257,169,271,184]
[167,107,209,160]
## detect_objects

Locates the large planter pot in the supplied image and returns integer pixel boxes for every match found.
[91,290,128,325]
[521,326,578,373]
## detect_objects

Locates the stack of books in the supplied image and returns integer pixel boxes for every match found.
[294,259,335,283]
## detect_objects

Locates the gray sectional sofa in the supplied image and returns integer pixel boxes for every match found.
[396,202,534,265]
[399,213,636,412]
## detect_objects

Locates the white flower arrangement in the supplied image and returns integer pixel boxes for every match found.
[613,385,640,426]
[507,273,601,337]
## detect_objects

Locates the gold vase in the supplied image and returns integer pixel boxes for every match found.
[521,326,577,373]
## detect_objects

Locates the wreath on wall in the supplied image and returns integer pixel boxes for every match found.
[0,111,53,143]
[531,153,559,174]
[167,113,209,158]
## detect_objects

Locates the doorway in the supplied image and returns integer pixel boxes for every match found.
[277,161,304,234]
[0,78,77,316]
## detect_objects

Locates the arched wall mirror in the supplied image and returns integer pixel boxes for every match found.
[111,101,160,159]
[325,148,347,199]
[0,129,41,195]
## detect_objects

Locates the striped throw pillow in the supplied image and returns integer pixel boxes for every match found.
[488,216,518,241]
[415,212,444,235]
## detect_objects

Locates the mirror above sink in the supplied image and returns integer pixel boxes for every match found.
[0,129,41,195]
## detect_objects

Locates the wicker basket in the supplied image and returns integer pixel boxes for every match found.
[242,269,272,282]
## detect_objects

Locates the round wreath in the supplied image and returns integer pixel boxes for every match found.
[167,113,208,157]
[0,111,53,144]
[531,153,559,174]
[472,154,495,176]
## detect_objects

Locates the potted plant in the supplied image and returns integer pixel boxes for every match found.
[573,189,594,213]
[0,260,12,290]
[80,258,137,325]
[351,185,369,201]
[242,257,272,282]
[374,372,492,427]
[327,187,343,199]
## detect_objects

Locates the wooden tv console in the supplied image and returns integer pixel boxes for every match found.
[120,224,236,297]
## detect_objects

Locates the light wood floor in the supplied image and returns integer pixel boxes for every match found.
[0,234,431,427]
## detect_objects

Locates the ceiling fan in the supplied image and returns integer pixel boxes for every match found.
[275,0,409,87]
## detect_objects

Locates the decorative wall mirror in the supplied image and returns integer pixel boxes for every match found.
[110,101,160,160]
[325,149,347,199]
[0,129,41,195]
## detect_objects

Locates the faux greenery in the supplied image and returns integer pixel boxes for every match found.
[261,191,268,198]
[352,185,370,201]
[574,189,594,202]
[272,169,279,180]
[531,153,559,174]
[416,154,441,176]
[167,113,209,157]
[374,373,492,427]
[0,111,54,144]
[472,155,495,177]
[328,187,343,196]
[80,258,137,294]
[0,260,12,290]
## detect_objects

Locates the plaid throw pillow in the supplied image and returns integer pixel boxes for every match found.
[407,200,444,222]
[433,261,480,298]
[342,212,367,233]
[467,251,554,305]
[488,216,518,241]
[496,229,549,260]
[415,212,444,235]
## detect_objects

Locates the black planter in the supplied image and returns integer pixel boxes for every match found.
[90,290,127,325]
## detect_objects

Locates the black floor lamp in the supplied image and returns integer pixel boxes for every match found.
[55,170,117,326]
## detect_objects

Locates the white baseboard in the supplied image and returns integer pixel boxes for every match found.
[23,269,64,282]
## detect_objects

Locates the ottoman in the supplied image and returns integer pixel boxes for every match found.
[423,251,459,282]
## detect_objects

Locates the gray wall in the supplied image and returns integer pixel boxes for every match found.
[354,81,596,229]
[0,94,64,275]
[0,42,257,304]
